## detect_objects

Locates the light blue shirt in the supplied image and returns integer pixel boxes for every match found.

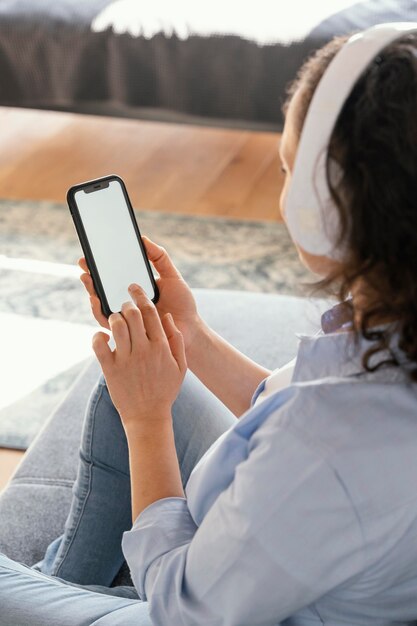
[122,309,417,625]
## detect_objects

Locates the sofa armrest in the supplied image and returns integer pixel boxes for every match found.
[0,358,100,565]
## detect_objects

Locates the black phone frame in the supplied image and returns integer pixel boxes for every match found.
[67,174,159,318]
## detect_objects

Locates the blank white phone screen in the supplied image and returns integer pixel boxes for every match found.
[74,180,154,313]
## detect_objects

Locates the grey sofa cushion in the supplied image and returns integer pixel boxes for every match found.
[0,289,331,567]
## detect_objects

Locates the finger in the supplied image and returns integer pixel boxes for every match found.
[80,272,96,297]
[128,283,164,341]
[109,312,131,356]
[78,257,89,273]
[92,332,112,371]
[121,301,146,351]
[142,236,181,279]
[90,295,110,330]
[161,313,187,374]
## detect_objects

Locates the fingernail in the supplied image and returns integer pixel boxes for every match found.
[128,283,139,292]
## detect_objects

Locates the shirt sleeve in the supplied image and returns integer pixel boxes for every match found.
[122,421,365,625]
[250,377,267,407]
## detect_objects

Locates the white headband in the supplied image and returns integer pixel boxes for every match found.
[284,22,417,260]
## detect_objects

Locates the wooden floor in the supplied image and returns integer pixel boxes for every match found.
[0,449,25,492]
[0,106,284,492]
[0,107,284,221]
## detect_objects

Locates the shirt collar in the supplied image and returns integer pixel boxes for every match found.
[292,301,410,383]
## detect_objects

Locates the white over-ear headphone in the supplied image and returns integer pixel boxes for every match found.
[284,22,417,260]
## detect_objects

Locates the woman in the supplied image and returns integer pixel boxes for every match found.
[1,22,417,625]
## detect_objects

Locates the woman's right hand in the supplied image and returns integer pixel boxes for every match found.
[78,236,202,351]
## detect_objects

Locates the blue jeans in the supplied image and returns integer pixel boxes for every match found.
[0,370,237,625]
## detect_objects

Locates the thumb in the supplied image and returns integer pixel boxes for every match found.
[142,236,182,279]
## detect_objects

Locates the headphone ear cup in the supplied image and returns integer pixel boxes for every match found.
[285,151,339,258]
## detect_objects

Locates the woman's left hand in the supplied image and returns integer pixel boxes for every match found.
[92,284,187,432]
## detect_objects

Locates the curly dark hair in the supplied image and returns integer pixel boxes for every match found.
[284,33,417,382]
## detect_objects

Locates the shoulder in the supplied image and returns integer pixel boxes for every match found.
[252,378,417,521]
[258,376,417,446]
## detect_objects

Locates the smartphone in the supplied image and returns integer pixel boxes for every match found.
[67,174,159,317]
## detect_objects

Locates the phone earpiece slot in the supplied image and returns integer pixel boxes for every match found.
[84,180,110,193]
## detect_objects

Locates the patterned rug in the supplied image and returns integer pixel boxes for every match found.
[0,198,314,449]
